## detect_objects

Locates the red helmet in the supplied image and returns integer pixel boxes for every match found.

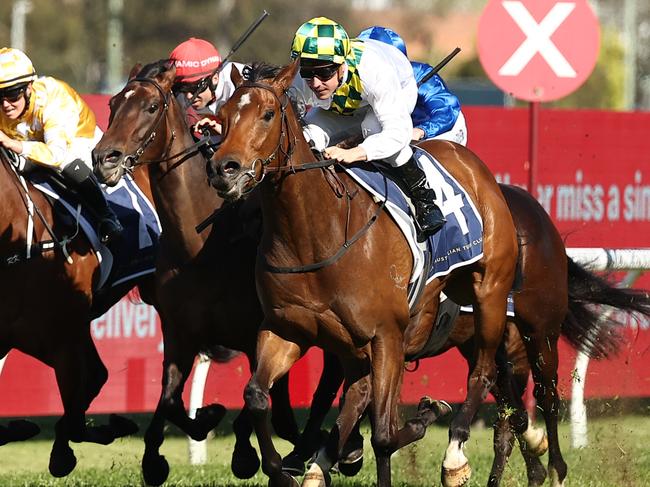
[169,38,222,82]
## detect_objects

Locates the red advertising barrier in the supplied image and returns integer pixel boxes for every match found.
[0,101,648,417]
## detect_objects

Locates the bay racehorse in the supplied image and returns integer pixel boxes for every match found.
[285,182,650,487]
[92,60,302,486]
[0,147,149,477]
[207,60,520,487]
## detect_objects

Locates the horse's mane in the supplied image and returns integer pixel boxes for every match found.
[136,59,174,79]
[242,62,283,83]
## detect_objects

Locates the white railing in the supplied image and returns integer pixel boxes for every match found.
[187,248,650,461]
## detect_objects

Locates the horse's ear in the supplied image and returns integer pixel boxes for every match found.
[128,63,142,80]
[231,65,244,87]
[159,60,176,89]
[275,58,299,92]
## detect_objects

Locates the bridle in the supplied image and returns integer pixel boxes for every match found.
[226,80,349,194]
[224,79,387,274]
[112,77,214,173]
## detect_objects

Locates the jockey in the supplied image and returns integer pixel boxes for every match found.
[169,37,245,137]
[357,26,467,145]
[0,47,123,245]
[290,17,445,239]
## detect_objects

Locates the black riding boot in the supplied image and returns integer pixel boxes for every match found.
[395,157,446,241]
[61,160,123,245]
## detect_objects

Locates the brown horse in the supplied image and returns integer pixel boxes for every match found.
[92,60,302,486]
[285,182,650,487]
[207,60,520,487]
[0,148,148,477]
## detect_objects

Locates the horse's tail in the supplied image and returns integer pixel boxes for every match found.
[562,257,650,359]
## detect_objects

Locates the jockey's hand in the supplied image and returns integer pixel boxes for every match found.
[324,145,367,164]
[412,128,425,141]
[0,130,23,154]
[194,117,222,136]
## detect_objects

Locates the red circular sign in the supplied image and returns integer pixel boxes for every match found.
[478,0,600,102]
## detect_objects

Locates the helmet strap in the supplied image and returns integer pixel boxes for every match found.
[17,83,32,119]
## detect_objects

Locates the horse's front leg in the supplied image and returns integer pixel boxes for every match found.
[303,355,372,487]
[270,373,300,444]
[245,327,302,487]
[443,285,510,487]
[49,334,109,478]
[142,350,194,487]
[283,351,344,476]
[142,347,225,486]
[368,333,407,487]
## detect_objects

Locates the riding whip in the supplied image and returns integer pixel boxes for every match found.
[417,47,461,87]
[187,10,270,104]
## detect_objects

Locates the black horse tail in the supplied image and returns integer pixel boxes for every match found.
[562,257,650,359]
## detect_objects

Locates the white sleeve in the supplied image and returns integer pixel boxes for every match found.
[358,65,413,161]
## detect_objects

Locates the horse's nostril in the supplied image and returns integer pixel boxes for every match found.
[222,160,241,175]
[104,150,122,164]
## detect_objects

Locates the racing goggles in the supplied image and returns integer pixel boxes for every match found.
[0,84,28,103]
[299,63,340,82]
[172,76,212,95]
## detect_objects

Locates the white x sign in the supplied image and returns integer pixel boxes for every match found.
[498,1,577,78]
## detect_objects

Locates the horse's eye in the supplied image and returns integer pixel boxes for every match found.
[263,109,274,122]
[148,103,159,113]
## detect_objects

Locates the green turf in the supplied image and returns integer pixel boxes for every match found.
[0,415,648,486]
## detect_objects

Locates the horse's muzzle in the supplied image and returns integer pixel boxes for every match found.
[208,156,244,200]
[92,147,126,186]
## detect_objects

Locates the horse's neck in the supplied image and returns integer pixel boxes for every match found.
[149,132,221,259]
[259,140,348,264]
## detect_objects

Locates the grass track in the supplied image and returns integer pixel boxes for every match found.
[0,415,648,486]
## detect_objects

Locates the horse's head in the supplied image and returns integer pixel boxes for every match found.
[93,60,177,186]
[207,59,300,201]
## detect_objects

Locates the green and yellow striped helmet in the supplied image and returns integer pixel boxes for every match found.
[290,17,351,65]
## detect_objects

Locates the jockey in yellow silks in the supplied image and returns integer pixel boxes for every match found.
[0,47,122,245]
[289,17,445,240]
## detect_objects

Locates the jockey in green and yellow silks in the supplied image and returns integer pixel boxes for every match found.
[289,17,446,239]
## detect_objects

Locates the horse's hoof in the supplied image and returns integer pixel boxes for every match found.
[529,431,548,457]
[49,444,77,478]
[269,472,300,487]
[231,443,260,479]
[442,462,472,487]
[337,448,363,477]
[142,452,170,486]
[193,404,227,440]
[109,414,139,438]
[302,463,331,487]
[282,451,306,477]
[0,420,40,445]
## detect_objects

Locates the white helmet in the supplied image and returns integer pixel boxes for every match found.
[0,47,37,89]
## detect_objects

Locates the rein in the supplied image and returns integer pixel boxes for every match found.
[229,79,388,273]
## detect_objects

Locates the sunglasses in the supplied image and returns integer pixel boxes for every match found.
[172,77,211,95]
[299,64,340,82]
[0,85,27,103]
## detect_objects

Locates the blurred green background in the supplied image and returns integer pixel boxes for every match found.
[1,0,648,109]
